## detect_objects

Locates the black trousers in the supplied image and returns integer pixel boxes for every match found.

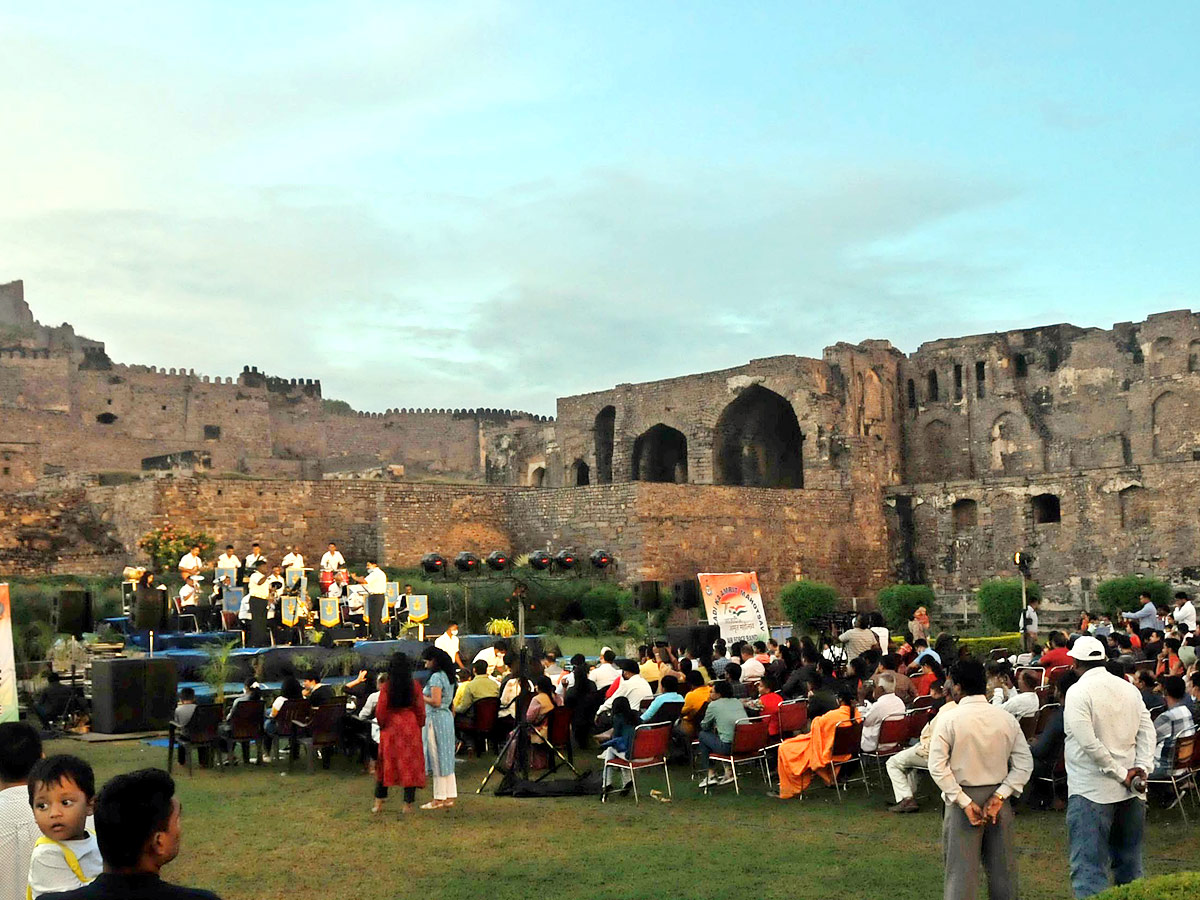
[375,783,416,801]
[366,595,386,641]
[248,599,270,647]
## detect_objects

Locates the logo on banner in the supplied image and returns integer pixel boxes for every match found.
[697,572,770,644]
[281,595,299,628]
[318,597,340,628]
[407,594,429,623]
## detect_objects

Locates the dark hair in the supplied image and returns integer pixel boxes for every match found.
[949,660,986,696]
[1162,675,1187,701]
[685,670,705,689]
[178,687,195,702]
[0,722,43,783]
[473,659,489,675]
[660,675,679,694]
[1138,591,1152,599]
[713,680,733,699]
[1056,670,1080,699]
[27,755,96,805]
[534,675,555,698]
[565,657,594,703]
[602,649,615,663]
[493,640,508,651]
[1175,591,1190,600]
[610,696,639,728]
[835,684,858,709]
[759,674,778,692]
[881,653,900,671]
[753,641,767,653]
[421,646,458,684]
[1135,670,1157,689]
[725,662,742,681]
[95,768,175,869]
[386,653,415,708]
[280,676,303,701]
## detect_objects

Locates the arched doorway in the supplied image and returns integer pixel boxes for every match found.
[529,466,546,487]
[713,386,804,488]
[594,406,615,484]
[631,424,688,483]
[570,459,590,486]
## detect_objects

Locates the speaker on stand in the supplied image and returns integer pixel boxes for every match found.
[54,589,94,638]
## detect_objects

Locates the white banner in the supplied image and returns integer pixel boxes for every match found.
[0,584,17,723]
[697,572,771,644]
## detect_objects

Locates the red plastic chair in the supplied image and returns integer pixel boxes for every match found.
[1046,665,1072,685]
[707,716,772,795]
[861,714,910,784]
[1015,666,1046,687]
[602,721,672,804]
[905,707,933,742]
[776,700,809,739]
[1147,733,1195,823]
[813,718,867,801]
[541,705,580,776]
[910,695,937,711]
[458,696,500,756]
[1033,703,1060,738]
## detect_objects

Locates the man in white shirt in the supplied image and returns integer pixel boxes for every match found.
[994,669,1040,721]
[216,545,240,572]
[243,543,266,583]
[243,560,272,646]
[320,542,345,572]
[360,560,388,642]
[473,641,509,676]
[589,649,621,691]
[281,546,305,571]
[177,545,203,579]
[1062,636,1156,899]
[434,622,464,669]
[861,673,906,753]
[1019,598,1040,649]
[738,645,765,683]
[1171,592,1196,632]
[0,722,42,900]
[597,660,652,717]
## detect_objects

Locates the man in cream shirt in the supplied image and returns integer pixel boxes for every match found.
[281,546,305,571]
[216,545,241,572]
[320,542,345,572]
[362,560,387,642]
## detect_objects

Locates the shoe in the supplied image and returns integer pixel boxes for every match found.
[718,774,736,786]
[619,783,633,796]
[889,798,920,813]
[697,775,717,788]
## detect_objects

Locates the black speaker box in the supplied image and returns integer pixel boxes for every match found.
[666,624,721,657]
[318,626,358,647]
[633,580,662,610]
[91,658,178,734]
[54,589,93,637]
[672,579,701,609]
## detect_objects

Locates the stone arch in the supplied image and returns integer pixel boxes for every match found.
[927,370,939,402]
[1152,391,1193,459]
[952,498,978,531]
[863,370,885,423]
[1119,485,1150,530]
[713,385,804,488]
[632,424,688,483]
[906,379,916,410]
[1031,493,1061,525]
[594,406,615,484]
[529,466,546,487]
[570,458,590,486]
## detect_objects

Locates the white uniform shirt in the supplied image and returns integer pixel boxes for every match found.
[363,567,386,594]
[434,631,460,660]
[241,572,269,619]
[589,662,621,690]
[244,552,265,571]
[473,646,506,674]
[217,553,241,570]
[1064,666,1156,804]
[178,552,201,572]
[861,692,906,752]
[321,550,345,571]
[0,785,38,900]
[1174,600,1197,632]
[1021,607,1039,635]
[996,690,1040,720]
[281,552,304,570]
[28,832,103,898]
[178,583,198,607]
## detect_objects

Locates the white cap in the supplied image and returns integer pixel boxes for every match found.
[1068,635,1106,661]
[190,574,204,583]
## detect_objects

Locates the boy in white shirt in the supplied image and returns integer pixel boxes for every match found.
[26,755,102,898]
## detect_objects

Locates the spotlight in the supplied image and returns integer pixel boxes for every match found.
[528,551,552,571]
[485,551,510,571]
[420,553,446,575]
[589,549,613,570]
[454,552,480,574]
[554,550,577,570]
[1013,550,1035,577]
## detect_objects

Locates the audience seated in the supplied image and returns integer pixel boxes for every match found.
[641,675,684,723]
[1151,676,1194,778]
[1,722,43,900]
[996,670,1041,720]
[861,673,905,752]
[776,685,860,799]
[873,654,916,705]
[887,677,954,814]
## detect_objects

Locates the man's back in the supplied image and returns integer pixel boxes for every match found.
[0,784,39,900]
[41,872,220,900]
[1064,667,1155,803]
[841,628,877,658]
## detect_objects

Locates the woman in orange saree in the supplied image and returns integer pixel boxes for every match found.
[776,686,860,799]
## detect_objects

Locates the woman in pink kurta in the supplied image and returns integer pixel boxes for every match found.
[373,652,426,814]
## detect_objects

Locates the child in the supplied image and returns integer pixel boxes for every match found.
[26,755,102,899]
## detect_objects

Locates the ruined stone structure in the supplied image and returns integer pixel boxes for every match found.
[4,276,1200,618]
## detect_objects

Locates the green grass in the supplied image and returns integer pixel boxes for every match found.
[46,738,1197,900]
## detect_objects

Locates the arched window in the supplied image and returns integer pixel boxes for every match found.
[713,386,804,488]
[631,424,688,483]
[570,459,590,486]
[927,370,939,402]
[1014,354,1029,377]
[529,466,546,487]
[594,406,615,484]
[952,498,978,531]
[1031,493,1060,524]
[906,379,916,410]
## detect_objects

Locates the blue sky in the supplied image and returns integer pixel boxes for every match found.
[1,2,1197,414]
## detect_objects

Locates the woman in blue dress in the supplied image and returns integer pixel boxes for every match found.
[420,647,459,809]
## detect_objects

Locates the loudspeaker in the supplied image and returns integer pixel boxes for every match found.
[54,589,93,638]
[318,626,357,647]
[133,588,167,631]
[91,658,178,734]
[672,579,701,609]
[633,581,661,610]
[666,624,721,658]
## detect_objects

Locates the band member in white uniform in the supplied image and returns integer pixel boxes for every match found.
[281,546,305,570]
[178,545,203,580]
[321,542,345,572]
[217,545,241,572]
[356,560,387,641]
[244,543,266,583]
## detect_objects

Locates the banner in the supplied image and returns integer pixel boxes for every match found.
[280,595,299,628]
[318,597,341,628]
[284,567,307,598]
[385,582,400,615]
[214,567,239,591]
[407,594,429,623]
[0,584,16,723]
[697,572,771,643]
[222,587,244,615]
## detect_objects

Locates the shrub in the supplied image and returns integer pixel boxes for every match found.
[876,584,936,630]
[780,580,839,630]
[958,634,1022,658]
[1094,576,1172,618]
[976,578,1041,632]
[1093,872,1200,899]
[138,526,215,574]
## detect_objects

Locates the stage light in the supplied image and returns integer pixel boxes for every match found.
[528,551,552,571]
[454,552,480,574]
[420,553,447,575]
[554,550,577,570]
[589,549,613,570]
[485,551,510,571]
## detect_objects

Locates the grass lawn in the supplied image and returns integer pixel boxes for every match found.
[47,737,1196,900]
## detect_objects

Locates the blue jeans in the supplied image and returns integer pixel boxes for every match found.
[1066,795,1144,898]
[697,731,731,768]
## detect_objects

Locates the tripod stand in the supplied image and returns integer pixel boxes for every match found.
[476,647,580,793]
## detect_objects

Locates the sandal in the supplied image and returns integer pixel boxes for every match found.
[420,801,444,810]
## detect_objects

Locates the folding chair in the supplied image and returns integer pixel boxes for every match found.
[1035,748,1068,807]
[1033,703,1060,738]
[774,700,809,744]
[1147,733,1195,823]
[1046,665,1072,685]
[989,648,1010,662]
[860,714,910,785]
[646,700,684,726]
[638,696,654,712]
[540,705,581,777]
[910,695,937,711]
[267,699,312,766]
[1034,685,1054,707]
[1019,714,1038,742]
[601,721,672,804]
[905,707,933,742]
[458,696,500,757]
[294,703,346,773]
[167,704,223,776]
[172,596,200,633]
[706,716,772,795]
[224,699,265,765]
[812,718,868,801]
[1015,666,1046,687]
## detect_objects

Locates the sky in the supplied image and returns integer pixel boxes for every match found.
[1,2,1197,415]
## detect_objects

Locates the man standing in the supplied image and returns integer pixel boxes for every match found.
[243,543,265,584]
[1062,635,1155,898]
[216,545,240,575]
[928,659,1032,900]
[838,616,879,659]
[280,545,305,571]
[1019,597,1041,648]
[435,621,465,670]
[1122,591,1163,633]
[1171,592,1196,633]
[242,560,272,647]
[360,560,387,642]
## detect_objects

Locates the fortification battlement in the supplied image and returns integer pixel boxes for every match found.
[343,407,552,421]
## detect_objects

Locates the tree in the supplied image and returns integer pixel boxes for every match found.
[876,584,936,631]
[976,578,1041,632]
[1094,576,1172,618]
[780,580,839,630]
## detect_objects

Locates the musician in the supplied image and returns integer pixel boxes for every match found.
[244,542,266,582]
[337,573,365,631]
[320,542,345,573]
[216,544,241,573]
[210,575,233,630]
[242,560,272,646]
[356,560,388,641]
[177,544,203,580]
[133,570,168,631]
[266,564,288,644]
[281,545,305,570]
[176,574,203,631]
